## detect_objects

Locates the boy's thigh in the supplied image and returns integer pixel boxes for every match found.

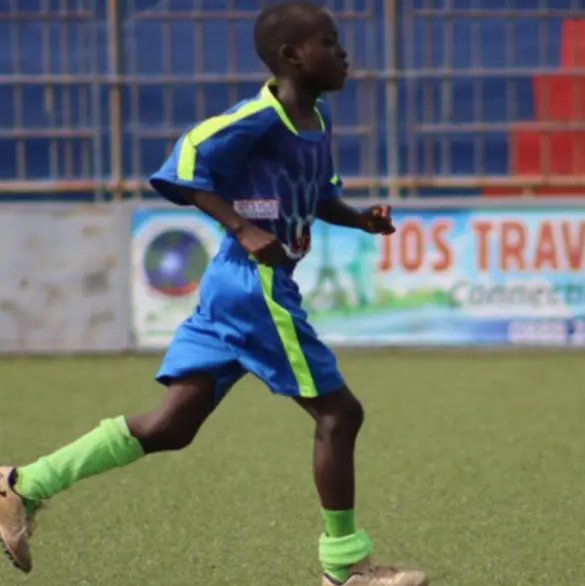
[157,315,246,405]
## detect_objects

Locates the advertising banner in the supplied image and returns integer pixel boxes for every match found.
[131,207,585,348]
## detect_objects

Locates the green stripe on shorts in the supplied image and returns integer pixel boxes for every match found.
[257,265,318,398]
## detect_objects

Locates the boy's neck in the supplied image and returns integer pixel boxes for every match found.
[273,77,319,118]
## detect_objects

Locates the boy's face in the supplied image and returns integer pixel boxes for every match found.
[285,10,348,92]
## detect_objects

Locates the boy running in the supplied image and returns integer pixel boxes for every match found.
[0,2,428,585]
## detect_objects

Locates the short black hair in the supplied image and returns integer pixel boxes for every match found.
[253,1,325,73]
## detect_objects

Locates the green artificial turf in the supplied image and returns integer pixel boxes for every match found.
[1,350,584,585]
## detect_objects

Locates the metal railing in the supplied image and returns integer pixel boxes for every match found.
[1,1,585,199]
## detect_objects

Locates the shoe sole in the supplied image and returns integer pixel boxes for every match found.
[0,533,28,573]
[323,574,430,586]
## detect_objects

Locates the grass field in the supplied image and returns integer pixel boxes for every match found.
[1,349,585,586]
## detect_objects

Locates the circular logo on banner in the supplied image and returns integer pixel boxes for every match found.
[142,228,209,297]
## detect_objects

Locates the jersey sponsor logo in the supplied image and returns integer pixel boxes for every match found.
[233,199,279,220]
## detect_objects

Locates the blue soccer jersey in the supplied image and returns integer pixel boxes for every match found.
[150,79,342,267]
[150,80,346,400]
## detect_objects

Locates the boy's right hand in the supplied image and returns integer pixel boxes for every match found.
[236,224,288,267]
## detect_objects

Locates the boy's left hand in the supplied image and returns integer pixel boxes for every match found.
[359,205,396,235]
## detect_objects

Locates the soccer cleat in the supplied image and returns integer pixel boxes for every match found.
[322,557,429,586]
[0,467,35,573]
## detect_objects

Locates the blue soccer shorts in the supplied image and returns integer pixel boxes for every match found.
[156,248,345,403]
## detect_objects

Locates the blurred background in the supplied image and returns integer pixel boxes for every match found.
[3,0,585,200]
[1,1,585,353]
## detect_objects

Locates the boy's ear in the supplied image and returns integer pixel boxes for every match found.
[280,44,302,67]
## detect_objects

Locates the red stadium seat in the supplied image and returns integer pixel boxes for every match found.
[484,19,585,197]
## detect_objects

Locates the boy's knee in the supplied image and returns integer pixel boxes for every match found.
[317,389,364,440]
[144,413,198,451]
[128,376,215,453]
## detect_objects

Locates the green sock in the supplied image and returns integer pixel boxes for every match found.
[319,526,373,585]
[320,509,358,583]
[322,509,357,538]
[14,416,144,505]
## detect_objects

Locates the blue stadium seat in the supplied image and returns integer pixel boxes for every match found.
[0,1,578,197]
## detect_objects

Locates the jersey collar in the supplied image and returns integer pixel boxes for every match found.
[260,79,325,135]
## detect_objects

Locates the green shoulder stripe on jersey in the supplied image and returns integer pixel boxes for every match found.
[177,97,272,181]
[187,98,272,146]
[177,135,196,181]
[177,80,330,182]
[257,264,318,398]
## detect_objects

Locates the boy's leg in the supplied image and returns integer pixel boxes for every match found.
[294,387,364,581]
[237,264,429,586]
[0,374,216,574]
[0,315,244,573]
[296,389,428,586]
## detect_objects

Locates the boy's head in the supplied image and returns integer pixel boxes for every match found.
[254,1,348,92]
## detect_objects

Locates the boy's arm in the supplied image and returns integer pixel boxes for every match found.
[317,199,395,235]
[150,109,287,266]
[317,168,368,230]
[176,187,250,234]
[149,124,256,233]
[316,100,393,234]
[316,197,366,230]
[175,187,287,266]
[315,99,395,235]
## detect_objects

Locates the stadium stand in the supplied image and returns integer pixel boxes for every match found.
[1,0,585,200]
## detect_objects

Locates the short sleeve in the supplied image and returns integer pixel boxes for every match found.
[316,99,343,201]
[150,100,274,206]
[321,171,344,201]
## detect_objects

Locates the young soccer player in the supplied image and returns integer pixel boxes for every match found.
[0,2,428,585]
